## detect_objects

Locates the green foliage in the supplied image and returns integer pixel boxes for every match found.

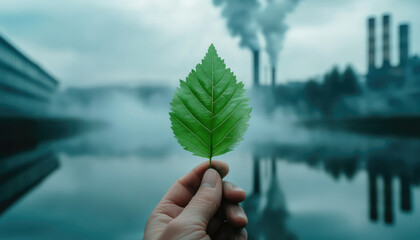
[170,44,252,160]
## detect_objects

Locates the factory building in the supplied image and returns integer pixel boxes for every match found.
[366,14,420,90]
[0,32,58,117]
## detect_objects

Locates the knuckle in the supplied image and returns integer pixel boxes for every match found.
[166,219,183,232]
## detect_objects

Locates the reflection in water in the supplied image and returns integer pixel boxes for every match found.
[243,156,261,239]
[254,138,420,226]
[367,155,416,224]
[0,118,97,216]
[244,156,297,240]
[0,147,59,215]
[3,119,420,239]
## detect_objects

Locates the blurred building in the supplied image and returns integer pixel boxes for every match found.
[366,14,420,90]
[0,32,58,117]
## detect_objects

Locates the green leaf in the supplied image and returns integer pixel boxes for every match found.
[170,44,252,160]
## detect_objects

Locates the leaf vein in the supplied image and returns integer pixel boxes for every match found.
[172,115,210,148]
[214,77,234,103]
[213,112,248,148]
[214,69,229,87]
[184,83,211,113]
[213,103,243,131]
[210,46,215,159]
[176,95,211,133]
[213,84,240,118]
[193,70,212,99]
[213,58,224,72]
[181,137,210,156]
[198,65,212,86]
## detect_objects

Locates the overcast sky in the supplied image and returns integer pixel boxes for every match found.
[0,0,419,88]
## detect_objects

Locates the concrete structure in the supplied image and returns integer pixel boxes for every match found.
[271,67,276,86]
[0,32,58,116]
[366,14,420,90]
[252,50,260,87]
[368,18,376,71]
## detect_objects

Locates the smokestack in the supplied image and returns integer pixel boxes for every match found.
[382,14,391,68]
[368,17,376,71]
[253,50,260,87]
[399,24,409,66]
[271,67,276,86]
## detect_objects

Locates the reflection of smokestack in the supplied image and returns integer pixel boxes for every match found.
[368,17,376,71]
[271,67,276,86]
[253,156,261,194]
[253,50,260,87]
[382,14,391,68]
[271,157,276,175]
[383,175,394,224]
[399,24,409,66]
[368,172,378,221]
[400,174,412,212]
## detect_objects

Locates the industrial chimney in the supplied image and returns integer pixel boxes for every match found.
[399,24,409,67]
[271,67,276,86]
[252,50,260,87]
[368,17,376,72]
[382,14,391,68]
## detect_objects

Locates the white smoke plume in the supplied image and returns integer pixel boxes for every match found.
[259,0,300,66]
[212,0,300,66]
[212,0,261,50]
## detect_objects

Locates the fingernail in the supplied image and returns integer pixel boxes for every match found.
[201,169,218,188]
[233,186,245,192]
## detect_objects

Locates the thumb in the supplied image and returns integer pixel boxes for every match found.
[179,168,223,225]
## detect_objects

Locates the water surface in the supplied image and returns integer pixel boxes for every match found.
[1,121,420,240]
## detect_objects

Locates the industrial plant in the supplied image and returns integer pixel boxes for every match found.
[252,13,420,119]
[367,14,420,90]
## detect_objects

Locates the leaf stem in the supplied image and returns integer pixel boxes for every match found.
[209,158,212,168]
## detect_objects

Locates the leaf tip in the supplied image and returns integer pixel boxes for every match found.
[208,43,217,53]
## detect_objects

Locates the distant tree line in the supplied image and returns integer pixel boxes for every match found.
[303,65,361,116]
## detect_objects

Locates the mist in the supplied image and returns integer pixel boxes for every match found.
[47,85,313,159]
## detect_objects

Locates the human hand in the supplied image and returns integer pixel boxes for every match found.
[144,160,248,240]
